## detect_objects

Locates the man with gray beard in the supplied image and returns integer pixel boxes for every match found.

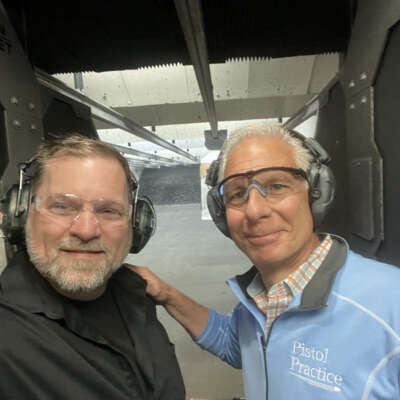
[0,134,185,400]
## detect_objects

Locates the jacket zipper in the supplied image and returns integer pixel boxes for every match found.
[261,333,268,400]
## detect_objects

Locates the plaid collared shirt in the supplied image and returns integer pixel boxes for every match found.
[249,235,332,334]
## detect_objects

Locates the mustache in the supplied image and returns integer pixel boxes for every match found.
[58,237,108,252]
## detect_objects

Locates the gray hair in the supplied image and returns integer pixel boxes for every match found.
[218,123,313,181]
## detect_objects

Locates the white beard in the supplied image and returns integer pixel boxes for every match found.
[25,221,131,294]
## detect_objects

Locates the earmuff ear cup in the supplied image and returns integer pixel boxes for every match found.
[206,187,231,237]
[290,131,336,226]
[309,163,336,227]
[130,195,156,253]
[2,183,32,245]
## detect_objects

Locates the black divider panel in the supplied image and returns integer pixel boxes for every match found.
[315,81,349,239]
[374,22,400,266]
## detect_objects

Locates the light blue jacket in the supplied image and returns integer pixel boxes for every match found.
[195,236,400,400]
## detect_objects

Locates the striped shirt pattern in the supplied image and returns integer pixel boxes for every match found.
[252,235,332,334]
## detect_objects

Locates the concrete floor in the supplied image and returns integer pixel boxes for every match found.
[126,203,250,400]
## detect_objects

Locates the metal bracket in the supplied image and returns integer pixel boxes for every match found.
[204,129,227,150]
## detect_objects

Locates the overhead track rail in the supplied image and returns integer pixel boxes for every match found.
[127,159,161,167]
[174,0,218,137]
[283,76,337,131]
[35,69,198,163]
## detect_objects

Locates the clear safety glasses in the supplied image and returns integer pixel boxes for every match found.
[218,167,308,209]
[34,193,132,227]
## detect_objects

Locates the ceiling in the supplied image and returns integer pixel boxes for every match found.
[3,0,355,74]
[0,0,356,172]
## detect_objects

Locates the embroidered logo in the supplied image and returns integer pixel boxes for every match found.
[290,340,343,392]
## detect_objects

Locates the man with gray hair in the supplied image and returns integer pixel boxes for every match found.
[0,134,185,399]
[132,123,400,400]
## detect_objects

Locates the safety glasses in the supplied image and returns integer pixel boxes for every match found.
[218,167,308,208]
[34,193,132,227]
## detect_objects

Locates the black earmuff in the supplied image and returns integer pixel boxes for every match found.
[0,158,36,245]
[0,182,32,245]
[206,156,231,237]
[0,160,156,253]
[205,130,336,238]
[130,195,156,253]
[290,131,336,228]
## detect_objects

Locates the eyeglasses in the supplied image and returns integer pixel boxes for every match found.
[218,167,308,208]
[34,193,132,227]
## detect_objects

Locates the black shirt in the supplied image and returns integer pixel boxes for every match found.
[72,287,146,395]
[0,251,185,400]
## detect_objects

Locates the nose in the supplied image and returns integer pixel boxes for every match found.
[243,186,273,221]
[68,210,101,241]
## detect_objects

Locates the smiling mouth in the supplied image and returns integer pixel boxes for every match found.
[246,231,282,244]
[246,231,280,238]
[60,249,104,254]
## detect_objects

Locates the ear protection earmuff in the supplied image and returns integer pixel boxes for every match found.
[0,159,156,253]
[206,130,336,238]
[130,194,156,253]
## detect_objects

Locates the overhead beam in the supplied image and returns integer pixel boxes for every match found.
[110,143,179,165]
[99,94,313,128]
[174,0,218,136]
[35,69,198,162]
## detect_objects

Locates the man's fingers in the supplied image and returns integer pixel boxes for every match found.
[124,264,171,304]
[124,263,141,270]
[124,264,159,291]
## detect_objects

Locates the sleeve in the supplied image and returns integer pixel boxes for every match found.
[194,306,242,369]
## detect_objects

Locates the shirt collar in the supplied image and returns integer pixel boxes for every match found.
[0,251,155,387]
[0,251,147,320]
[283,234,333,296]
[247,235,332,298]
[0,251,65,318]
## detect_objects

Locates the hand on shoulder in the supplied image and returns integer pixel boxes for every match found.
[124,264,172,305]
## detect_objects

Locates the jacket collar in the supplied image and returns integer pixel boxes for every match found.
[297,235,347,309]
[233,235,348,310]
